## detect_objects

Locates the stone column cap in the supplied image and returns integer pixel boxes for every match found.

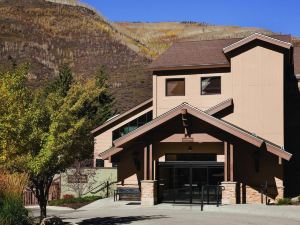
[221,181,237,184]
[141,180,157,183]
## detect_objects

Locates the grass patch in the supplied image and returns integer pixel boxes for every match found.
[277,198,292,205]
[48,196,102,209]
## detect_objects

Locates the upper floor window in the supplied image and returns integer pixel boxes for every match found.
[166,78,185,96]
[201,76,221,95]
[112,111,153,141]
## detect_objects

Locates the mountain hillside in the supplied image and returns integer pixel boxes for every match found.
[0,0,154,112]
[0,0,291,113]
[114,22,273,57]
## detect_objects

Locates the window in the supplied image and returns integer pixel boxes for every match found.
[112,111,153,141]
[166,78,185,96]
[96,159,104,167]
[201,76,221,95]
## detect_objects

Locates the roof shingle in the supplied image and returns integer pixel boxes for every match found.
[149,34,292,71]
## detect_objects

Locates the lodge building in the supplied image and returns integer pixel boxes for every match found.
[92,33,300,205]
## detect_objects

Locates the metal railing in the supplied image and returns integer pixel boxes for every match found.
[82,181,117,197]
[201,185,224,211]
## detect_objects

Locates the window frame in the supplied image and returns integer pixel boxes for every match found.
[200,76,221,95]
[165,78,186,97]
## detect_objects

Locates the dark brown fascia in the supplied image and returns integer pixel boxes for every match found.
[100,147,123,159]
[205,98,233,115]
[91,99,153,135]
[223,33,292,54]
[99,99,232,159]
[113,99,234,147]
[100,101,291,161]
[111,103,291,160]
[148,63,230,72]
[266,143,292,161]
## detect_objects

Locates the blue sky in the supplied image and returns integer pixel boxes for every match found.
[82,0,300,36]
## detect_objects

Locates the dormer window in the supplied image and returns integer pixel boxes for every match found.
[201,76,221,95]
[166,78,185,96]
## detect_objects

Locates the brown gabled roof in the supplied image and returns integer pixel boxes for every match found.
[149,34,292,71]
[294,47,300,75]
[100,102,292,161]
[91,99,153,135]
[223,33,292,54]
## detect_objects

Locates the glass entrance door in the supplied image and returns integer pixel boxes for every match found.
[174,168,190,203]
[158,162,224,204]
[191,168,207,204]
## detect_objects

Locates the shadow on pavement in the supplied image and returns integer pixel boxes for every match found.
[70,215,168,225]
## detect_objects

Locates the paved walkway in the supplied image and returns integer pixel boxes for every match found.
[56,198,300,225]
[26,205,75,218]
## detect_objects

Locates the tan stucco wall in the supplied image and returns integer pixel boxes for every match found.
[153,73,231,116]
[153,46,284,146]
[94,107,153,166]
[225,46,284,146]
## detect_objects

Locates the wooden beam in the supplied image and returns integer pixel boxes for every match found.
[230,143,234,181]
[144,146,148,180]
[279,157,282,165]
[149,144,153,180]
[181,108,189,138]
[224,141,228,182]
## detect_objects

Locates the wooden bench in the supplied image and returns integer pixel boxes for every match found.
[114,188,141,201]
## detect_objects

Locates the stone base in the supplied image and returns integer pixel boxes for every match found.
[221,181,237,204]
[238,183,284,204]
[141,180,157,206]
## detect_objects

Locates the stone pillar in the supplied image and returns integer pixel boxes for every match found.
[141,180,157,206]
[221,181,237,204]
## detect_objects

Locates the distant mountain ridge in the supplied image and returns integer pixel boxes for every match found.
[0,0,284,112]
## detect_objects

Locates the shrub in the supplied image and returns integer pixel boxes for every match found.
[277,198,292,205]
[63,194,75,199]
[49,196,101,206]
[0,195,32,225]
[0,171,32,225]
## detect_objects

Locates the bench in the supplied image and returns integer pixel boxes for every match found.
[114,188,141,201]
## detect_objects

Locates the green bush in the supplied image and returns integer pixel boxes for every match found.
[0,172,31,225]
[277,198,292,205]
[0,195,32,225]
[48,196,101,206]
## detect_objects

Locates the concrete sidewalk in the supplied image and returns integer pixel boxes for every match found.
[58,198,300,225]
[26,205,75,218]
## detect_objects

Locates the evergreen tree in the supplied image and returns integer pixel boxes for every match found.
[45,64,73,97]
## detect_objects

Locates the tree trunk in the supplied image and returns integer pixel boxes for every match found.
[31,176,54,222]
[39,199,47,220]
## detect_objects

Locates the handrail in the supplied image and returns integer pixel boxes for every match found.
[82,180,117,196]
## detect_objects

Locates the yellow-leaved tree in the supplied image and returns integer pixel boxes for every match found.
[0,64,113,220]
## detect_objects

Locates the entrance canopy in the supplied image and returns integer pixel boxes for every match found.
[100,102,292,161]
